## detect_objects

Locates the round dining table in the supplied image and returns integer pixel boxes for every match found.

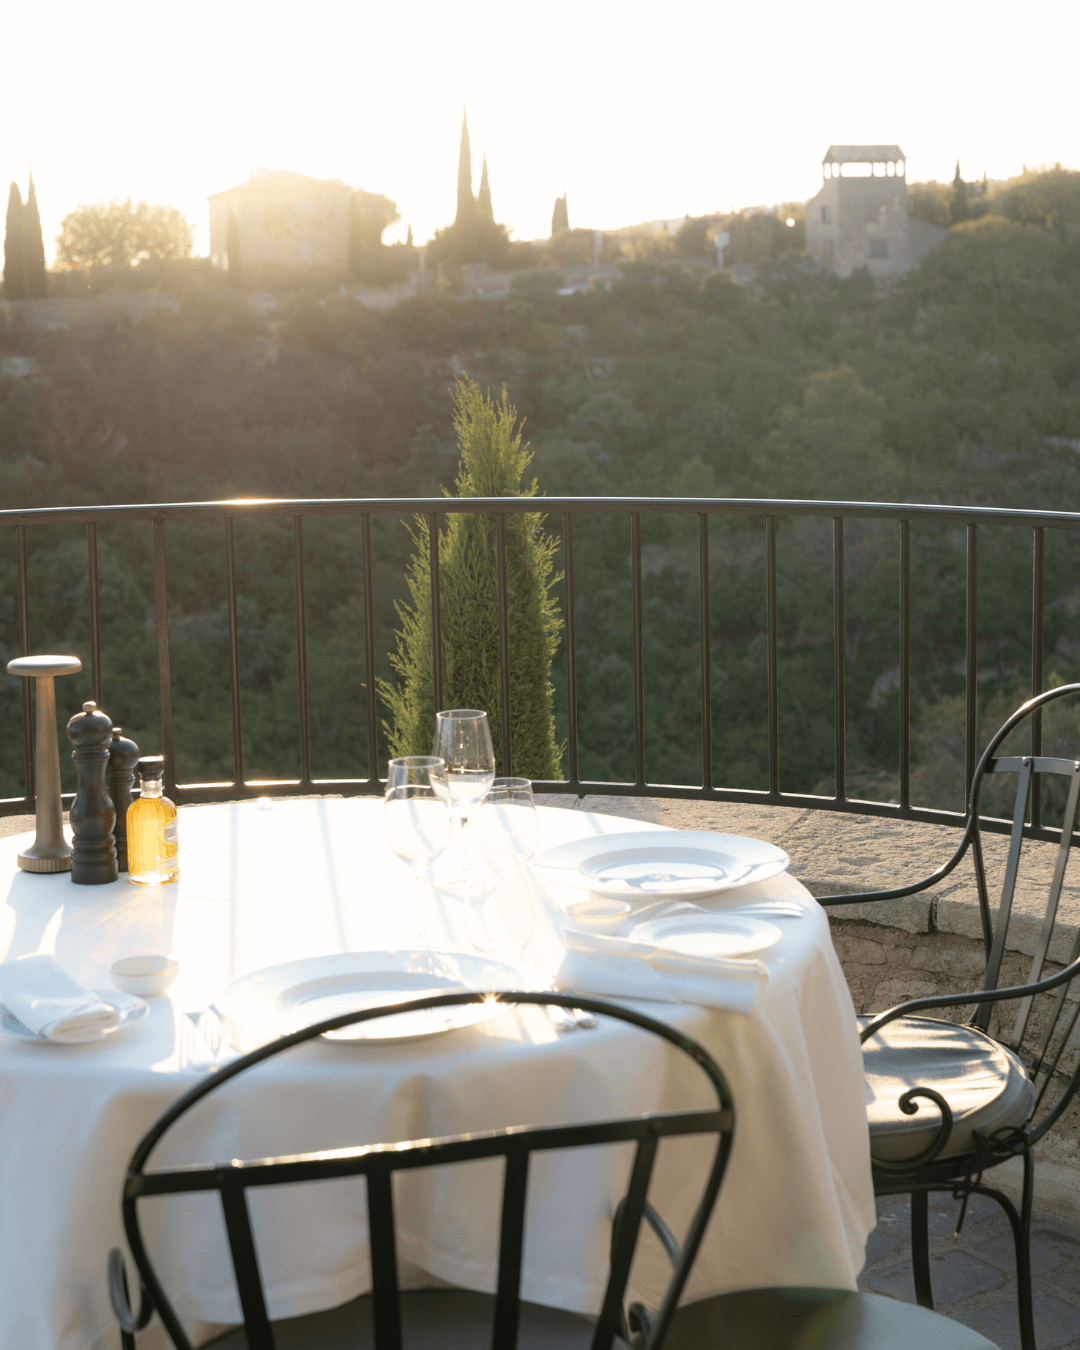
[0,796,874,1350]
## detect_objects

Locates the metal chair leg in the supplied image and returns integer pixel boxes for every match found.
[1018,1150,1037,1350]
[965,1180,1036,1350]
[910,1191,935,1308]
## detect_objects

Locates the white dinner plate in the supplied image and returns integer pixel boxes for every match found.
[631,912,782,959]
[533,831,789,902]
[216,950,540,1049]
[0,989,149,1043]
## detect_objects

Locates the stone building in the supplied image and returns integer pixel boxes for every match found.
[207,169,353,271]
[805,145,946,278]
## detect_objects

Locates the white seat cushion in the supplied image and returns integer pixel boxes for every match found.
[860,1015,1034,1164]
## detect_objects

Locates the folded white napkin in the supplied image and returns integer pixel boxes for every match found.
[553,927,768,1018]
[0,954,121,1042]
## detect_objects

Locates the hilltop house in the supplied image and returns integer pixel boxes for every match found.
[805,145,947,277]
[208,169,353,271]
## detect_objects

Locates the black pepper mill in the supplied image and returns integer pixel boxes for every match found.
[66,700,118,885]
[107,727,140,873]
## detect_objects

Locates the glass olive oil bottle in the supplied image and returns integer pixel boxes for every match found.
[126,756,179,885]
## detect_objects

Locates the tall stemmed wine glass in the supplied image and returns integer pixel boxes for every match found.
[431,709,496,891]
[383,756,453,946]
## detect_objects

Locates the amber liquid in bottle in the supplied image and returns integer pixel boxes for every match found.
[127,770,179,885]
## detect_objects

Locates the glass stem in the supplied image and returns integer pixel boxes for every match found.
[459,813,471,877]
[414,865,429,946]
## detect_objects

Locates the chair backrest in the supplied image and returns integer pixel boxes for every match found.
[964,686,1080,1112]
[119,990,734,1350]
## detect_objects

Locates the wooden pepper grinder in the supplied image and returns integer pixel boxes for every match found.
[66,701,118,885]
[107,727,140,873]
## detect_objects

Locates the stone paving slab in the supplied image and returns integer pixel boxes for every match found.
[861,1192,1080,1349]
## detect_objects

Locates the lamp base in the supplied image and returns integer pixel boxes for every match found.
[18,847,73,873]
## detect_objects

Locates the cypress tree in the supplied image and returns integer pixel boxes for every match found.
[381,378,564,779]
[551,193,569,238]
[950,160,970,225]
[478,154,493,220]
[3,183,26,300]
[23,172,46,298]
[455,109,474,225]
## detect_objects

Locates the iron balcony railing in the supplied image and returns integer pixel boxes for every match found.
[2,494,1077,840]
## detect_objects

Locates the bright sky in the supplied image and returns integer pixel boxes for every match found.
[3,0,1079,265]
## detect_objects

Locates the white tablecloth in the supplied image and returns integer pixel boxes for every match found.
[0,799,874,1350]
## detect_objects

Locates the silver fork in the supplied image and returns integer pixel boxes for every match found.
[546,1004,578,1033]
[546,1004,597,1032]
[181,1007,228,1068]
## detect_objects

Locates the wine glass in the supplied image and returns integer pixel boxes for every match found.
[431,710,496,890]
[469,778,538,955]
[383,756,453,946]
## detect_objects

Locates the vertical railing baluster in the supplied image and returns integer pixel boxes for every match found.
[699,514,712,792]
[224,518,244,789]
[87,523,102,707]
[766,515,780,796]
[899,520,911,810]
[293,516,311,788]
[16,525,33,805]
[563,514,579,787]
[152,520,176,797]
[361,514,379,786]
[965,523,979,802]
[495,512,512,776]
[1031,526,1045,829]
[428,512,443,713]
[631,513,645,786]
[833,517,846,801]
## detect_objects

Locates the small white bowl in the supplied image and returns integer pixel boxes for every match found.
[111,955,179,998]
[564,896,633,932]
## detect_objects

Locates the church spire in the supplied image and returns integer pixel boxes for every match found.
[477,153,493,219]
[455,108,474,225]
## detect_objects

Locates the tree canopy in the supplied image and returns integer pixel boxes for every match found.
[4,166,1080,805]
[54,199,194,269]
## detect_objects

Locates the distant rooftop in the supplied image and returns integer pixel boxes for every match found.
[823,145,905,164]
[207,169,352,200]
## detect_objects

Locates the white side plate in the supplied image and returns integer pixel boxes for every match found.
[0,990,149,1043]
[216,950,540,1049]
[631,912,783,960]
[533,831,789,902]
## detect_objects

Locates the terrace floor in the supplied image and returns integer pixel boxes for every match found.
[861,1191,1080,1349]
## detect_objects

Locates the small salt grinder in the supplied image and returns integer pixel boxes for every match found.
[107,727,140,873]
[66,701,118,885]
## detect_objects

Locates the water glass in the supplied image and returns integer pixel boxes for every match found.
[477,778,538,871]
[468,778,538,955]
[384,756,453,945]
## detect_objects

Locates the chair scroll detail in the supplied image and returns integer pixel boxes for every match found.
[819,682,1080,1350]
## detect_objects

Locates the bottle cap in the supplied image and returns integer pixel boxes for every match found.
[137,755,165,780]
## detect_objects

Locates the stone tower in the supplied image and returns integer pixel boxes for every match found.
[805,145,910,277]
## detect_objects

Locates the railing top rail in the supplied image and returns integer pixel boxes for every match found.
[2,496,1080,530]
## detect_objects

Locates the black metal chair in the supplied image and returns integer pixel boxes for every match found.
[109,990,998,1350]
[108,991,733,1350]
[620,1202,998,1349]
[819,682,1080,1350]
